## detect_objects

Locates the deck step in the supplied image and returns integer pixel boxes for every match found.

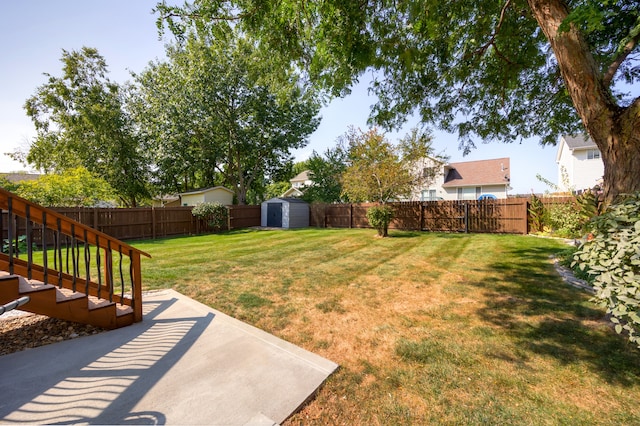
[56,287,87,302]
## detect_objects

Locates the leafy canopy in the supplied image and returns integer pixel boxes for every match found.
[22,47,150,207]
[132,31,321,204]
[155,0,638,150]
[11,167,117,207]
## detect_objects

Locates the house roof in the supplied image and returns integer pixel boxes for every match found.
[442,158,510,188]
[281,187,304,197]
[179,186,234,196]
[290,170,310,183]
[562,134,595,150]
[555,134,597,163]
[0,173,41,183]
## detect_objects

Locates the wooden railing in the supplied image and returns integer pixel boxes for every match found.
[0,188,150,322]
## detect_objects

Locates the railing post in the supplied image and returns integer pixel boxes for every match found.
[131,250,143,322]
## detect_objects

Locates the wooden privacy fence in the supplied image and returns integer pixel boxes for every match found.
[310,199,532,234]
[1,205,262,243]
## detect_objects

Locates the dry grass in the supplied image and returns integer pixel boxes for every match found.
[134,228,640,425]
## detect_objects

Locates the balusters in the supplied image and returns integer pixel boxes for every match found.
[26,206,33,280]
[56,218,63,287]
[71,224,77,292]
[96,235,102,300]
[7,197,14,275]
[84,229,90,295]
[107,240,113,302]
[119,245,124,303]
[42,211,48,284]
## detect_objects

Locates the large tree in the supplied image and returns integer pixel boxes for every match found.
[22,47,150,207]
[132,32,321,204]
[156,0,640,204]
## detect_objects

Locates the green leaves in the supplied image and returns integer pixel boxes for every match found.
[23,47,150,206]
[574,193,640,347]
[366,205,395,237]
[192,202,228,231]
[133,30,321,204]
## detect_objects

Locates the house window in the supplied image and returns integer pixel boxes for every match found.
[457,188,463,200]
[587,149,601,160]
[475,186,482,198]
[421,189,437,201]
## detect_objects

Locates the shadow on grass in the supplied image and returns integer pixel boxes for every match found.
[388,231,422,238]
[472,244,640,386]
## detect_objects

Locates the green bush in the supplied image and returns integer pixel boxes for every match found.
[1,235,37,254]
[572,193,640,347]
[528,194,545,233]
[546,203,583,238]
[366,205,394,237]
[192,202,228,231]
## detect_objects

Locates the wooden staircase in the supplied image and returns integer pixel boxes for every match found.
[0,188,150,329]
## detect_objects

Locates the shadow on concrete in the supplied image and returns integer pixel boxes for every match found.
[0,294,212,424]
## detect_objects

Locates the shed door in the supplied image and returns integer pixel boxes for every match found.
[267,203,283,227]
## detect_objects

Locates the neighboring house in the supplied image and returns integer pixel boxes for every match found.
[178,186,234,206]
[282,170,313,197]
[152,195,181,207]
[0,173,41,184]
[414,157,511,201]
[555,134,604,192]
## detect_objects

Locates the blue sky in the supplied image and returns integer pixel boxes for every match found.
[0,0,562,194]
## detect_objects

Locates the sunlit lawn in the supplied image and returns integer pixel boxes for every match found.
[132,228,640,425]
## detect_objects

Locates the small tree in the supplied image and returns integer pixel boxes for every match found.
[366,205,395,237]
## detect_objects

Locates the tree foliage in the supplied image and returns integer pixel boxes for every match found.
[22,47,150,206]
[340,127,443,204]
[11,167,117,207]
[302,145,349,203]
[132,31,321,204]
[155,0,640,203]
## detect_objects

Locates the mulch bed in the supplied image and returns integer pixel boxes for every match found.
[0,312,104,356]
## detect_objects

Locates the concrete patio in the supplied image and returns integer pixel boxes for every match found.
[0,289,338,425]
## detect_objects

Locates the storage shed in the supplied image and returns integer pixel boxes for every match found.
[261,197,309,229]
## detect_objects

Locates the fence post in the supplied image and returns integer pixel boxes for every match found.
[464,202,469,233]
[152,207,157,239]
[349,204,353,228]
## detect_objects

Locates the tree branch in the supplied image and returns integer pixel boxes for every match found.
[603,20,640,88]
[473,0,513,61]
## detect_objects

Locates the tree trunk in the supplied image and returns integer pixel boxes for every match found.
[527,0,640,204]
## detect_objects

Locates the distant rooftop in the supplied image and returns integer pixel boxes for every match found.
[0,173,41,183]
[442,158,510,188]
[562,134,596,150]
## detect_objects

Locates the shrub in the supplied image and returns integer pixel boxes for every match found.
[572,193,640,347]
[192,202,228,231]
[1,235,37,254]
[546,202,583,238]
[366,205,394,237]
[528,194,545,233]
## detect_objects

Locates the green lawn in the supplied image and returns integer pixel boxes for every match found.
[133,228,640,425]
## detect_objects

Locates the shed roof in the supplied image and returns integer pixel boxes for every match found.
[265,197,308,204]
[179,186,234,196]
[442,158,510,188]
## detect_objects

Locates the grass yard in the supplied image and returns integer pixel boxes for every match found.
[133,228,640,425]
